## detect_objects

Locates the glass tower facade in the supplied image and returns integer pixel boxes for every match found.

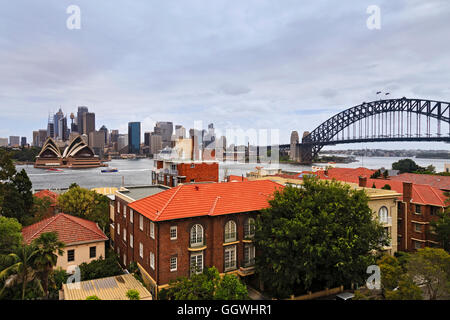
[128,122,141,154]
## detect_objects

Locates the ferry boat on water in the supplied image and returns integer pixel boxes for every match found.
[101,168,118,173]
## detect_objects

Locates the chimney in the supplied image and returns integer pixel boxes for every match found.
[402,182,413,203]
[358,176,367,188]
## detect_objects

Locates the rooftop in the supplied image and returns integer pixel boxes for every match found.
[129,180,284,222]
[388,172,450,191]
[22,213,108,245]
[116,185,170,201]
[33,189,59,206]
[61,273,152,300]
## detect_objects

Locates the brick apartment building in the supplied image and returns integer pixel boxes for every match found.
[113,180,283,297]
[357,175,447,252]
[151,160,219,187]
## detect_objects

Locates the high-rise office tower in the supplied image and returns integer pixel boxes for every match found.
[174,125,186,139]
[144,132,151,146]
[58,116,68,141]
[38,129,47,147]
[53,108,64,138]
[110,130,119,143]
[47,120,54,139]
[154,121,173,148]
[83,112,95,136]
[128,122,141,154]
[77,106,89,135]
[21,137,27,147]
[32,131,39,147]
[99,125,109,144]
[9,136,20,146]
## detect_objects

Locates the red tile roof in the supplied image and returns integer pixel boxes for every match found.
[34,189,59,206]
[22,213,108,245]
[388,173,450,191]
[128,180,284,222]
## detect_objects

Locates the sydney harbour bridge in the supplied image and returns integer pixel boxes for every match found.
[281,97,450,164]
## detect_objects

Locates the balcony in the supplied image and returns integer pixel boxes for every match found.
[239,259,256,276]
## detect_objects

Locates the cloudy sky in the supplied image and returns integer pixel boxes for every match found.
[1,0,449,149]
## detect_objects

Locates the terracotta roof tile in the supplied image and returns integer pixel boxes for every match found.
[389,173,450,191]
[34,189,59,206]
[22,213,108,245]
[129,180,284,221]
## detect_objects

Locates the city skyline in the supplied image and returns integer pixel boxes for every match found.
[1,1,450,150]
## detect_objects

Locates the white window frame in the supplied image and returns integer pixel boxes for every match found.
[139,215,144,231]
[117,223,120,235]
[224,220,237,243]
[224,245,237,271]
[170,226,177,240]
[130,234,133,248]
[378,206,389,224]
[244,218,256,238]
[190,224,204,247]
[123,228,126,242]
[170,256,177,272]
[139,242,143,259]
[118,202,121,214]
[190,252,203,275]
[130,209,133,223]
[150,222,155,239]
[150,252,155,270]
[123,205,126,219]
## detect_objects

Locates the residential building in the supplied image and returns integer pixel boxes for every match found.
[151,160,219,187]
[0,138,8,147]
[22,213,108,272]
[9,136,20,147]
[114,180,283,297]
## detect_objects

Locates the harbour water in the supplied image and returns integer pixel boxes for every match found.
[17,157,448,191]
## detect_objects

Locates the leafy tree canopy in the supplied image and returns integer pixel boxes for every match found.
[254,177,388,298]
[0,216,23,255]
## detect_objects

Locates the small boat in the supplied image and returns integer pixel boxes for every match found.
[101,168,118,173]
[46,168,63,172]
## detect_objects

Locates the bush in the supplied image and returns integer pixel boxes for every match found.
[126,289,140,300]
[79,251,123,281]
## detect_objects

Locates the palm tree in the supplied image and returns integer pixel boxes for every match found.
[32,232,65,298]
[0,244,40,300]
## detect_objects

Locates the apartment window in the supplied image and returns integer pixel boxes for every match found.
[190,179,195,183]
[190,252,203,275]
[170,226,177,240]
[150,222,155,239]
[118,202,121,214]
[139,215,144,231]
[130,209,134,223]
[378,206,388,223]
[190,224,204,247]
[130,234,133,248]
[117,223,120,235]
[173,177,178,187]
[67,249,75,262]
[139,243,143,259]
[190,164,195,168]
[414,240,422,250]
[89,246,96,258]
[123,228,126,242]
[224,220,237,243]
[415,205,422,215]
[150,252,155,270]
[123,254,126,266]
[244,218,256,238]
[171,164,177,171]
[414,223,422,233]
[244,244,255,266]
[224,246,237,271]
[123,205,126,219]
[170,256,177,272]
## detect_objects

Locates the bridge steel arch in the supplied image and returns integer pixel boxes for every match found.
[299,97,450,163]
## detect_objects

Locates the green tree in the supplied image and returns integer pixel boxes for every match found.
[382,170,389,179]
[370,170,381,179]
[254,177,388,298]
[78,252,122,281]
[0,244,41,300]
[57,186,109,234]
[0,150,35,225]
[384,276,423,300]
[406,248,450,300]
[167,267,219,300]
[126,289,140,300]
[392,158,422,173]
[32,232,65,298]
[214,274,248,300]
[0,217,23,256]
[48,268,68,300]
[429,205,450,252]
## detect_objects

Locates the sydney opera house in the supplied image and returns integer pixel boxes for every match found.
[34,136,103,168]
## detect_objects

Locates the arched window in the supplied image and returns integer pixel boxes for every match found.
[190,224,204,247]
[378,206,389,224]
[224,220,237,242]
[244,218,256,238]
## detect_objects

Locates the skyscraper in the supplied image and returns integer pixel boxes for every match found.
[83,112,95,136]
[53,108,64,139]
[32,131,39,147]
[155,121,173,148]
[128,122,141,154]
[9,136,20,146]
[77,106,88,135]
[144,132,151,146]
[21,137,27,147]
